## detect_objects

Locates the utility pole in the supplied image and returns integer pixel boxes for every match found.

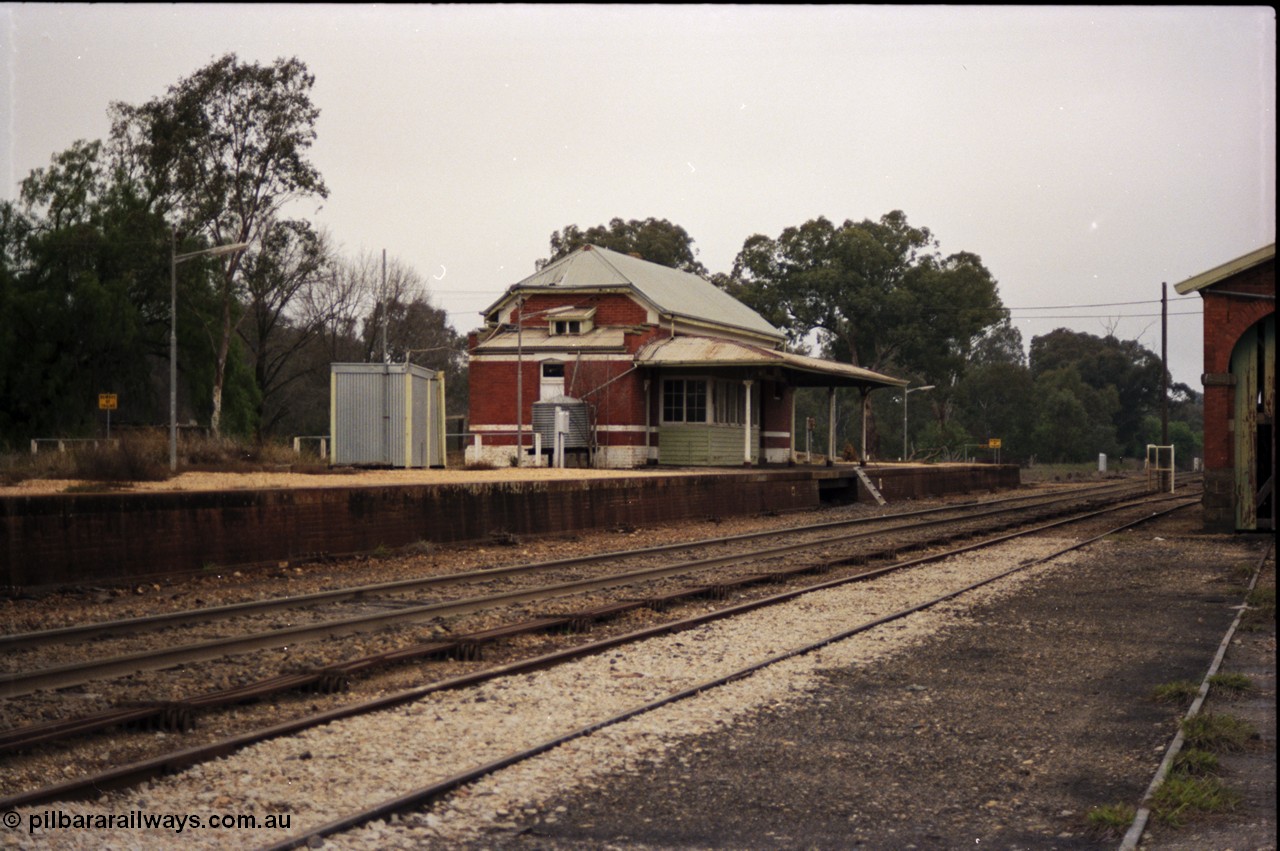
[515,296,524,467]
[1161,282,1168,445]
[381,249,389,363]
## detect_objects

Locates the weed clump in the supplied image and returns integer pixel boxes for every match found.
[1151,775,1241,827]
[1180,712,1257,753]
[1172,748,1220,777]
[1208,672,1255,698]
[1086,803,1135,837]
[1152,680,1199,704]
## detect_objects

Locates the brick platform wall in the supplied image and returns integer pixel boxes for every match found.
[1,473,820,589]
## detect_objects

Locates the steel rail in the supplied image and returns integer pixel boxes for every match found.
[0,491,1197,754]
[261,498,1203,850]
[0,484,1168,697]
[0,491,1195,811]
[0,478,1156,651]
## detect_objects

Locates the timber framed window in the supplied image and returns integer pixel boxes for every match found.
[663,378,760,425]
[662,379,708,423]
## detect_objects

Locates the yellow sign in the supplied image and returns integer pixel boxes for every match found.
[98,394,118,411]
[988,438,1002,449]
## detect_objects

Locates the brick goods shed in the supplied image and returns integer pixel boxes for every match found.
[1175,243,1275,531]
[466,245,906,468]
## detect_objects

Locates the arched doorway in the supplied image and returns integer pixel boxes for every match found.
[1230,313,1276,530]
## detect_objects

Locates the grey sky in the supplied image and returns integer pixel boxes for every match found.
[2,4,1274,388]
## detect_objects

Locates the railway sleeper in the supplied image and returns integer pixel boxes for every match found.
[559,601,648,633]
[127,702,195,733]
[303,669,352,694]
[645,588,706,612]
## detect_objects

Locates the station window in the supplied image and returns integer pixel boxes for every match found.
[552,320,581,335]
[663,379,708,423]
[710,380,758,426]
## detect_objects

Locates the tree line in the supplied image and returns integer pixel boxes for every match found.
[541,216,1203,467]
[0,55,466,450]
[1,54,1200,467]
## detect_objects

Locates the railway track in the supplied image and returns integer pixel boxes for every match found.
[263,496,1209,851]
[0,477,1159,698]
[0,480,1196,814]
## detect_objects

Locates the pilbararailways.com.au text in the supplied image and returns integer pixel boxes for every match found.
[10,809,292,835]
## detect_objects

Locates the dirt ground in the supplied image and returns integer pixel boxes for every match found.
[469,515,1275,850]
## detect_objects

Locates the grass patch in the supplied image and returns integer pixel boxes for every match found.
[1152,680,1200,704]
[1181,712,1256,753]
[1230,562,1257,584]
[1151,775,1241,827]
[71,436,172,483]
[1086,803,1135,837]
[1172,748,1220,777]
[1208,672,1255,698]
[1241,586,1275,631]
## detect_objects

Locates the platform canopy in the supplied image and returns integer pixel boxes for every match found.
[635,336,907,390]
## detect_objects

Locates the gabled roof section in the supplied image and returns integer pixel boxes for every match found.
[1174,243,1275,295]
[486,245,783,341]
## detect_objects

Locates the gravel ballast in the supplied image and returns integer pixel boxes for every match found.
[4,507,1272,851]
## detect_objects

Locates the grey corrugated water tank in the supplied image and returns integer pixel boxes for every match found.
[329,362,446,468]
[531,395,590,449]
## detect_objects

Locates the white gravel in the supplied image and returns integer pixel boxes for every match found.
[5,537,1080,850]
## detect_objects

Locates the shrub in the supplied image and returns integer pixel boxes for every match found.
[71,435,171,483]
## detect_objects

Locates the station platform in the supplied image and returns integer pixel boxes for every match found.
[1,463,1018,590]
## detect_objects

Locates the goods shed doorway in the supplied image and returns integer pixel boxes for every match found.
[1231,314,1276,530]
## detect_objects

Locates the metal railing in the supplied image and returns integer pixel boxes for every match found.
[291,436,329,459]
[29,438,121,455]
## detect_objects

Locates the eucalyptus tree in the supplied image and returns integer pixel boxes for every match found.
[730,211,1006,455]
[539,217,707,275]
[109,53,328,435]
[1029,328,1167,457]
[237,219,335,439]
[1,140,174,442]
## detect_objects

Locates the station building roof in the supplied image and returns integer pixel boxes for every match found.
[635,336,907,390]
[482,245,784,342]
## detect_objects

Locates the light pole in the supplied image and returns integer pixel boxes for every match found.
[170,232,250,471]
[902,384,934,461]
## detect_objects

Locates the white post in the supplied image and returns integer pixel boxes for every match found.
[860,390,870,465]
[789,388,797,465]
[555,406,568,468]
[743,379,753,466]
[827,387,836,467]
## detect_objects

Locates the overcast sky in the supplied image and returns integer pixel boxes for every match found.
[2,4,1274,387]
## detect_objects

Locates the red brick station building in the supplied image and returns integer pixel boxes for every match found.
[1175,242,1275,532]
[466,245,905,469]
